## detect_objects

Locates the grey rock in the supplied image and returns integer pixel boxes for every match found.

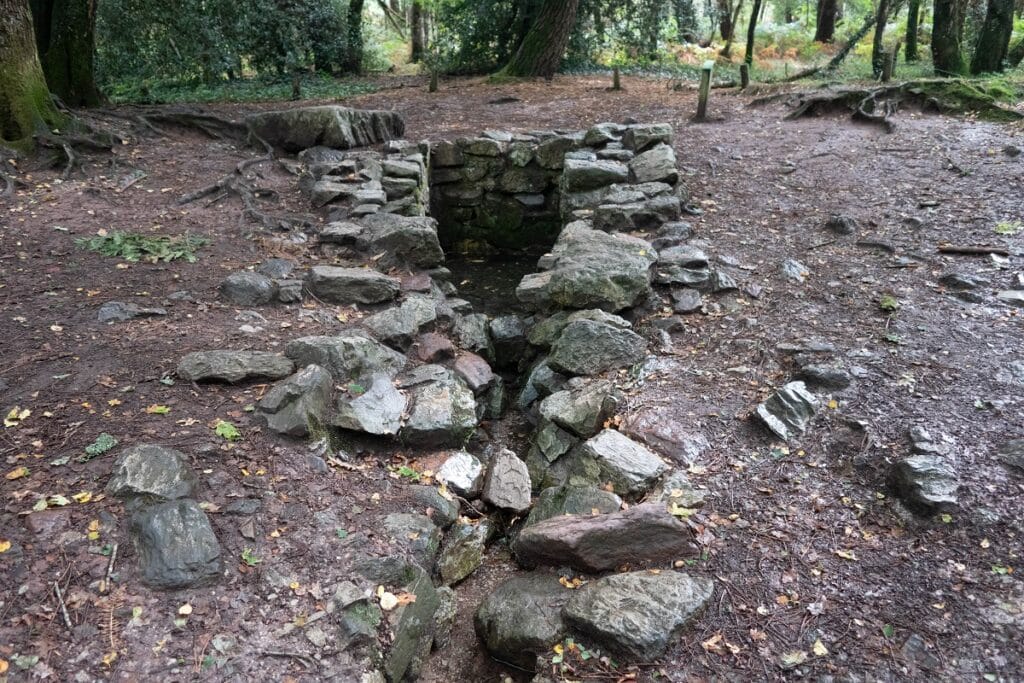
[333,374,407,436]
[620,407,709,462]
[177,350,294,383]
[997,290,1024,307]
[710,270,738,292]
[798,363,852,390]
[436,450,484,497]
[433,587,457,650]
[363,296,437,351]
[628,143,677,184]
[98,301,167,323]
[539,380,620,438]
[655,245,710,287]
[409,485,460,528]
[246,106,404,153]
[431,140,464,167]
[651,221,693,250]
[583,122,625,146]
[276,279,303,303]
[106,444,197,502]
[524,484,622,527]
[131,499,222,589]
[593,196,681,232]
[305,266,400,305]
[482,449,532,512]
[572,429,667,496]
[996,439,1024,471]
[463,137,504,156]
[781,258,809,283]
[514,502,694,572]
[824,213,858,235]
[453,313,494,360]
[382,176,419,199]
[284,335,406,382]
[453,353,496,394]
[383,513,442,570]
[382,158,422,179]
[437,519,491,585]
[220,271,278,306]
[346,213,444,269]
[939,272,989,290]
[256,364,333,437]
[507,141,534,167]
[672,288,703,313]
[489,315,528,368]
[516,222,657,312]
[996,360,1024,385]
[562,159,629,192]
[756,381,819,441]
[909,426,949,456]
[384,569,439,683]
[256,258,296,279]
[650,469,706,507]
[517,360,568,410]
[399,371,478,446]
[535,134,581,170]
[564,571,713,660]
[528,309,632,349]
[891,455,958,511]
[622,123,673,152]
[474,574,570,670]
[548,320,647,376]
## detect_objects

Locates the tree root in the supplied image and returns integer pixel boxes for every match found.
[758,79,1023,132]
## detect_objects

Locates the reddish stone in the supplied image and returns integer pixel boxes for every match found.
[453,352,496,393]
[416,332,455,362]
[401,272,433,293]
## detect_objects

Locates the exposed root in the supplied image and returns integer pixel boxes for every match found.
[0,154,19,200]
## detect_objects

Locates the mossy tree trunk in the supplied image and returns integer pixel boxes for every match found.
[932,0,967,76]
[497,0,580,79]
[717,0,734,41]
[674,0,697,41]
[410,0,424,63]
[1,0,64,145]
[1009,37,1024,67]
[905,0,920,61]
[970,0,1014,73]
[870,0,892,77]
[814,0,837,42]
[30,0,100,107]
[744,0,763,66]
[342,0,365,74]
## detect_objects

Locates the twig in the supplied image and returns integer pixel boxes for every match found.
[53,581,73,630]
[937,244,1010,256]
[100,543,119,594]
[258,650,318,670]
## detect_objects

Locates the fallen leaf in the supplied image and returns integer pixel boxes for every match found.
[6,466,29,480]
[813,639,829,656]
[834,549,857,561]
[379,591,399,611]
[0,540,11,553]
[178,603,193,616]
[72,491,93,503]
[145,404,171,415]
[780,650,808,668]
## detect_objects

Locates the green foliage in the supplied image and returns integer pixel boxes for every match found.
[396,465,421,481]
[995,220,1023,235]
[215,420,241,441]
[879,295,901,313]
[241,548,262,566]
[77,231,209,263]
[79,433,118,463]
[105,74,378,105]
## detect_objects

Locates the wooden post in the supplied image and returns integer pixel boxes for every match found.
[696,60,714,121]
[612,66,621,90]
[881,41,901,82]
[429,69,438,93]
[739,63,749,89]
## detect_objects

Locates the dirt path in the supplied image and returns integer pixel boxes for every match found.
[1,75,1023,682]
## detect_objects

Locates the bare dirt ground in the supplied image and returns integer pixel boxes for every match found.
[1,74,1023,682]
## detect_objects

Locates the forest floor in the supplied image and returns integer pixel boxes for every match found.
[1,74,1023,682]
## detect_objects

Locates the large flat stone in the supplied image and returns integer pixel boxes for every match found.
[305,266,400,305]
[246,106,404,153]
[177,350,294,383]
[284,335,406,382]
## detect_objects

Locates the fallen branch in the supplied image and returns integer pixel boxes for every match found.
[938,244,1011,256]
[100,542,119,594]
[259,650,318,670]
[778,13,878,82]
[53,581,73,630]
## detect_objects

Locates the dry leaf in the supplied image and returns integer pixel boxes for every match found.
[6,466,29,480]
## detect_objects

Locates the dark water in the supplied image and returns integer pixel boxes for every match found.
[444,251,543,316]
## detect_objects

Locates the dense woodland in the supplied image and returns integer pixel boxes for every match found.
[1,0,1024,148]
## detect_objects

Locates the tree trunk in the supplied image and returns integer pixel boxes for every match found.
[744,0,763,65]
[498,0,580,79]
[970,0,1014,73]
[814,0,837,41]
[29,0,99,107]
[871,0,892,77]
[905,0,920,60]
[675,0,698,41]
[343,0,365,74]
[721,0,744,56]
[932,0,966,75]
[1,0,63,145]
[717,0,734,40]
[1009,36,1024,67]
[410,0,424,63]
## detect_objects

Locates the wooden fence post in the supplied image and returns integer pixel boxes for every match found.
[739,63,749,89]
[696,60,714,121]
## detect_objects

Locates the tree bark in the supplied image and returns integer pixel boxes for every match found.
[871,0,892,77]
[717,0,734,40]
[905,0,920,60]
[410,0,424,63]
[343,0,366,74]
[932,0,966,75]
[675,0,698,41]
[744,0,763,65]
[1,0,63,145]
[29,0,99,107]
[970,0,1014,73]
[1009,36,1024,67]
[498,0,580,79]
[814,0,837,42]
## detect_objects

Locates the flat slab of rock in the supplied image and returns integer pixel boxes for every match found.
[475,574,570,670]
[131,499,222,589]
[177,350,294,383]
[246,106,404,153]
[564,571,713,660]
[573,429,668,496]
[524,485,622,527]
[284,335,406,382]
[256,365,333,437]
[106,444,197,502]
[305,266,400,305]
[628,143,678,184]
[516,221,657,313]
[891,455,958,511]
[322,214,444,269]
[333,374,407,436]
[620,407,709,462]
[514,502,695,572]
[399,371,478,446]
[98,301,167,323]
[482,449,531,512]
[548,320,647,376]
[363,296,437,351]
[756,381,818,441]
[539,380,620,438]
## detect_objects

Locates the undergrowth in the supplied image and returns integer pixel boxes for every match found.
[103,73,379,105]
[77,231,210,263]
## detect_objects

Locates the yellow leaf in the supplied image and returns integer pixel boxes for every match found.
[5,466,29,480]
[0,659,7,674]
[0,540,11,553]
[813,639,829,657]
[827,399,838,410]
[290,581,301,591]
[101,651,118,667]
[72,491,93,503]
[834,549,857,561]
[395,592,417,606]
[88,531,100,541]
[178,603,192,616]
[4,407,30,427]
[107,399,122,407]
[145,404,170,415]
[552,643,565,655]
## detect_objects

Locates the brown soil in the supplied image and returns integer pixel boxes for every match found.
[1,74,1023,682]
